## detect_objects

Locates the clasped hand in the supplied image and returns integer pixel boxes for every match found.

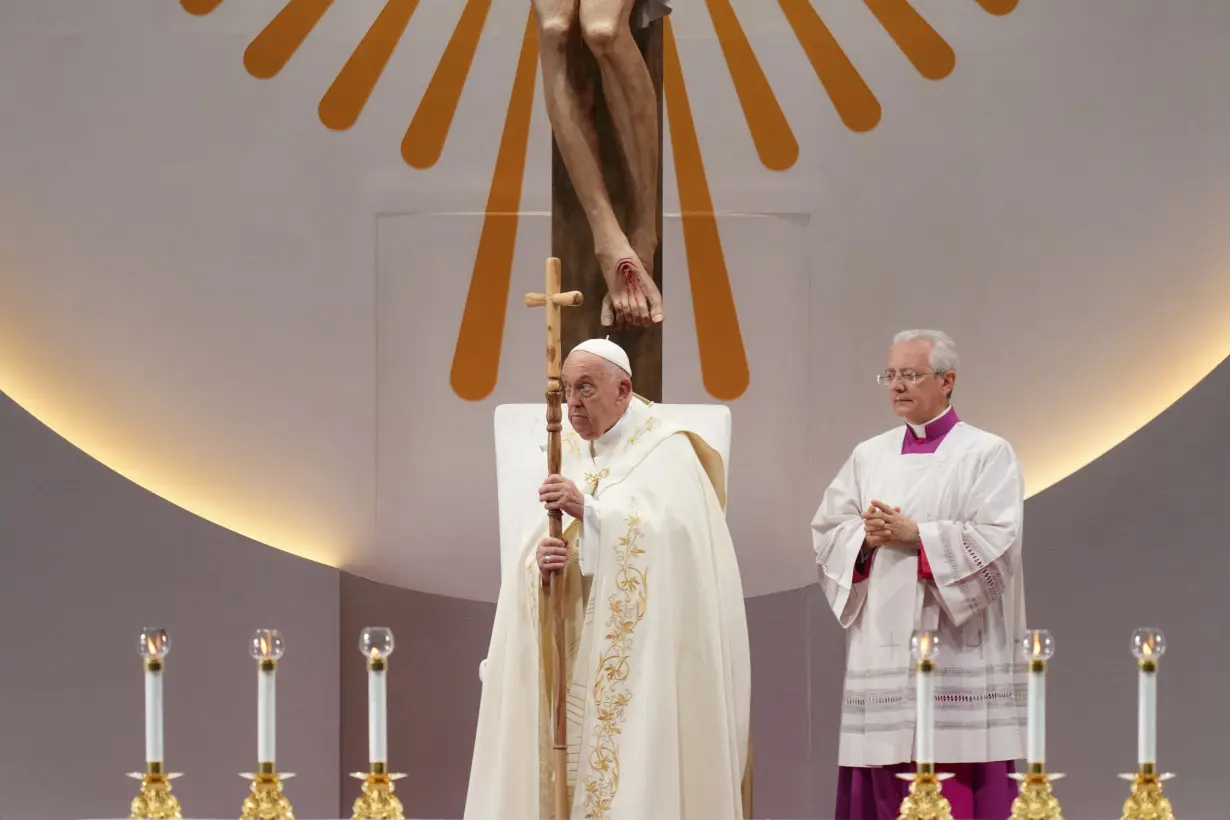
[539,474,584,521]
[536,475,584,582]
[862,500,920,548]
[536,536,568,582]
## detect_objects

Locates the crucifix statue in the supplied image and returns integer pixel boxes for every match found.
[532,0,669,340]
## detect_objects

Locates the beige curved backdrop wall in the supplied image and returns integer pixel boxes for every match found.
[0,390,343,820]
[3,0,1230,601]
[2,0,1230,818]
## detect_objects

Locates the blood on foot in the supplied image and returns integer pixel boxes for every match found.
[617,258,642,298]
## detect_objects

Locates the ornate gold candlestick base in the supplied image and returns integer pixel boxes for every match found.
[1119,767,1175,820]
[239,767,296,820]
[127,765,183,819]
[350,767,407,820]
[1009,767,1065,820]
[895,768,954,820]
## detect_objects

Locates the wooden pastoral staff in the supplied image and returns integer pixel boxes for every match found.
[523,257,584,818]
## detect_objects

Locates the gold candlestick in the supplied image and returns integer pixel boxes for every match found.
[350,763,407,820]
[127,762,183,820]
[239,631,295,820]
[353,628,405,819]
[896,765,954,820]
[131,628,183,819]
[1010,630,1064,819]
[1009,764,1065,820]
[239,763,296,820]
[1120,629,1174,820]
[1119,765,1175,820]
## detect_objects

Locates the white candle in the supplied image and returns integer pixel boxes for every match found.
[369,658,388,763]
[1020,629,1055,768]
[1130,628,1164,767]
[359,627,395,768]
[916,665,934,764]
[145,662,164,763]
[1027,663,1046,764]
[258,661,277,763]
[1138,663,1157,764]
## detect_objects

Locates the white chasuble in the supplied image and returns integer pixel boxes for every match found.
[464,398,751,819]
[812,422,1028,767]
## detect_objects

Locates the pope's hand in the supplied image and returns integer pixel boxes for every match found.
[539,474,585,521]
[863,501,920,548]
[537,536,569,582]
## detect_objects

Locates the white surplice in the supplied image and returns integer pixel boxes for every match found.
[465,397,751,819]
[812,420,1028,767]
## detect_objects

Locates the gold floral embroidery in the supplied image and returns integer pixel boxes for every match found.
[584,468,610,494]
[581,511,647,819]
[623,416,658,450]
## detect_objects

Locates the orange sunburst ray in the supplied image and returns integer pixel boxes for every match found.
[449,11,538,401]
[402,0,495,169]
[703,0,798,172]
[974,0,1020,15]
[244,0,334,80]
[865,0,955,80]
[319,0,423,131]
[181,0,225,15]
[663,19,749,401]
[776,0,881,132]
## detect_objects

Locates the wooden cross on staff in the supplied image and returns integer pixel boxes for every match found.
[524,256,583,819]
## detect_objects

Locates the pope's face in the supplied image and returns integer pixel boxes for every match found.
[884,339,955,424]
[561,352,632,440]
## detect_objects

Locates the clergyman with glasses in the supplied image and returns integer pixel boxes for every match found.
[810,329,1027,820]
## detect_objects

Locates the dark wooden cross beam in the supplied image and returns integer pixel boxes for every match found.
[550,19,755,817]
[554,20,665,403]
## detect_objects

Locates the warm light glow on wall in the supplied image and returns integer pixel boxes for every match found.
[1,269,1228,575]
[1022,319,1230,499]
[0,353,344,568]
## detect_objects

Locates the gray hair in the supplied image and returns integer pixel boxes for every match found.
[893,329,958,400]
[892,329,959,373]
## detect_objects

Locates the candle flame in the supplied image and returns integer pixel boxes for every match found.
[260,636,270,655]
[370,647,383,660]
[1032,633,1042,657]
[1142,639,1153,657]
[146,636,157,654]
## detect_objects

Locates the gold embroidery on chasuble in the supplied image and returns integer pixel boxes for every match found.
[623,416,659,450]
[581,511,648,819]
[584,468,610,494]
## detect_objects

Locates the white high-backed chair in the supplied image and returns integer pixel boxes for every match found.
[479,401,733,680]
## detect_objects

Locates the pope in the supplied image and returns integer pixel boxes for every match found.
[464,338,751,819]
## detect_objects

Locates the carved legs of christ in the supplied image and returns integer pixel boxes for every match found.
[533,0,665,328]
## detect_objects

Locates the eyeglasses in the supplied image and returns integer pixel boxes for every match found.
[876,370,944,387]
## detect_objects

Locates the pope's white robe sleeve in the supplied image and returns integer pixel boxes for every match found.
[578,495,601,576]
[916,439,1023,627]
[812,451,869,628]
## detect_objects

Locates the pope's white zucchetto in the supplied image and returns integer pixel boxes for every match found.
[570,337,631,377]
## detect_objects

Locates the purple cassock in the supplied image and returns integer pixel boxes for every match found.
[835,407,1018,820]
